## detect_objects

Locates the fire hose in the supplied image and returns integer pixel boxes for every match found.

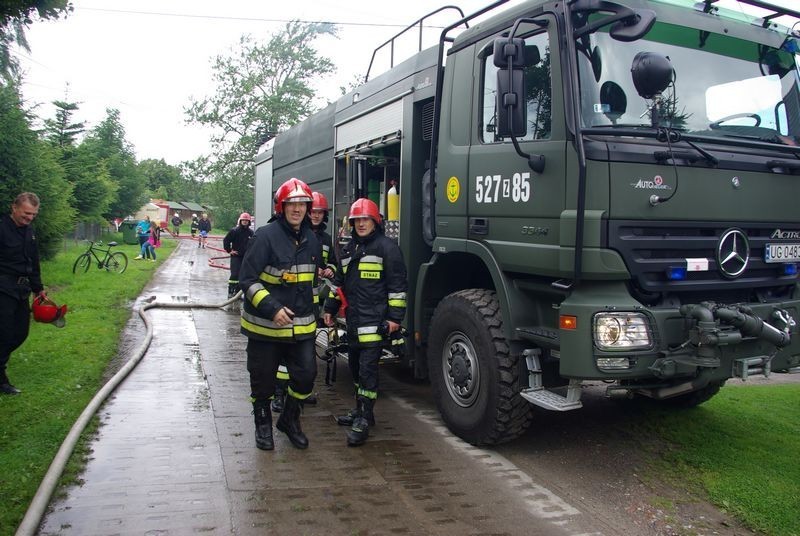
[15,291,243,536]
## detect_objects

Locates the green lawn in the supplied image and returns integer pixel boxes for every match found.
[0,233,176,532]
[635,383,800,536]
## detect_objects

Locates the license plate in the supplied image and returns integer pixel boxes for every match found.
[764,243,800,263]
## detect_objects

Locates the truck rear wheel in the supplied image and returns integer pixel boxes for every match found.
[428,289,532,445]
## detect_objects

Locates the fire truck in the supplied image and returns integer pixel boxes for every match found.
[254,0,800,445]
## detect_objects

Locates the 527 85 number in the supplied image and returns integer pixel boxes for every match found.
[475,172,531,204]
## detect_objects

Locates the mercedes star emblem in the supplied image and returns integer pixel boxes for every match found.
[717,228,749,278]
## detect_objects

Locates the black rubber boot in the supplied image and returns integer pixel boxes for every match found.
[271,380,286,413]
[304,393,318,405]
[335,396,360,426]
[227,283,237,298]
[276,396,308,449]
[346,397,374,447]
[252,400,274,451]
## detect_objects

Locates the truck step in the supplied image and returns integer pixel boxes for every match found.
[520,387,583,411]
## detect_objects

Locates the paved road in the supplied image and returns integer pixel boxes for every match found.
[39,238,764,536]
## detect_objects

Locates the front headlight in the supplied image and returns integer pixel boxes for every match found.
[593,312,653,351]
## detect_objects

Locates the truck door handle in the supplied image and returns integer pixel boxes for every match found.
[469,218,489,235]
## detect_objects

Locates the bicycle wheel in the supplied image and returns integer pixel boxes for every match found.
[73,253,92,274]
[105,252,128,274]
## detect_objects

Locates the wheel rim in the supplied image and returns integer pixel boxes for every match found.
[441,331,480,407]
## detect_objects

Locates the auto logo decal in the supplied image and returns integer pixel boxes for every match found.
[717,228,749,278]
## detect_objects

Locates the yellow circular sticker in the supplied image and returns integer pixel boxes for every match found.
[446,176,460,203]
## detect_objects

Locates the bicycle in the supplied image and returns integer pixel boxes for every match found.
[72,240,129,275]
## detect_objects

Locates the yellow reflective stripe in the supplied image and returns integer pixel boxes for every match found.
[359,262,383,271]
[297,272,315,283]
[388,299,406,307]
[391,338,405,346]
[241,317,293,338]
[287,386,312,400]
[276,370,290,380]
[259,272,281,285]
[294,321,317,336]
[252,289,270,308]
[357,388,378,399]
[358,333,383,343]
[313,295,320,304]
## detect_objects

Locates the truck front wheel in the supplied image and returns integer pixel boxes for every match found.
[428,289,532,445]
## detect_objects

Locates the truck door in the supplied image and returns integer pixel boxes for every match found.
[467,17,567,275]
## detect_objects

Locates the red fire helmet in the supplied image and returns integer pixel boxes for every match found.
[273,178,313,214]
[311,191,329,212]
[348,198,382,225]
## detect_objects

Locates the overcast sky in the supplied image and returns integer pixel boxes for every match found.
[15,0,797,166]
[16,0,503,165]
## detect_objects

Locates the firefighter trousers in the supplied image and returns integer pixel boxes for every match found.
[0,292,31,380]
[246,338,316,402]
[347,344,382,399]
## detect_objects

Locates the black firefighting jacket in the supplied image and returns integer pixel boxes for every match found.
[0,214,43,299]
[239,217,322,343]
[323,228,407,347]
[223,224,254,256]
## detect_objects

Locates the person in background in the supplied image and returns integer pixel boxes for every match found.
[238,178,322,451]
[134,216,152,260]
[146,221,162,262]
[197,213,211,248]
[323,198,407,447]
[190,213,199,239]
[0,193,46,395]
[171,213,183,236]
[223,212,254,298]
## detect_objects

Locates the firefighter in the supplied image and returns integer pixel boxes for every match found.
[271,191,335,413]
[190,214,199,238]
[323,198,407,447]
[239,178,322,451]
[223,212,254,298]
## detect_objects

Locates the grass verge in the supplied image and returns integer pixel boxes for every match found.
[635,383,800,535]
[0,234,176,532]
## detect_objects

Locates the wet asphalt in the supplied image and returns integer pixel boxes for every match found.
[38,238,613,536]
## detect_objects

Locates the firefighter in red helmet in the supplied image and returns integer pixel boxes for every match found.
[238,178,323,450]
[323,198,407,447]
[223,212,254,298]
[272,191,335,412]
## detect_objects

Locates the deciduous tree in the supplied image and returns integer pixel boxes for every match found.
[0,0,72,83]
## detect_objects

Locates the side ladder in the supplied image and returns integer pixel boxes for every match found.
[519,349,583,411]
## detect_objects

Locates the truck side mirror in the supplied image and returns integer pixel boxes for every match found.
[494,38,528,138]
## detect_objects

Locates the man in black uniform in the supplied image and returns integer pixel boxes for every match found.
[0,193,45,395]
[239,178,322,451]
[271,191,334,413]
[323,198,407,446]
[223,212,254,298]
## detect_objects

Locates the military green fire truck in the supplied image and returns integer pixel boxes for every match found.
[254,0,800,445]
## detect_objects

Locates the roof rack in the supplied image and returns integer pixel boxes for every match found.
[701,0,800,27]
[364,6,467,83]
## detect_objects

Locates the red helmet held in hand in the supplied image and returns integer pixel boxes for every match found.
[348,198,382,225]
[32,294,67,328]
[273,178,313,214]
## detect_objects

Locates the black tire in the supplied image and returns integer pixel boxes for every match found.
[659,380,725,408]
[72,253,91,274]
[105,252,128,274]
[428,289,533,445]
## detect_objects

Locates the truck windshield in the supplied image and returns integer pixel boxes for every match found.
[576,21,800,146]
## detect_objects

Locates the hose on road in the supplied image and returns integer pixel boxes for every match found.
[15,291,243,536]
